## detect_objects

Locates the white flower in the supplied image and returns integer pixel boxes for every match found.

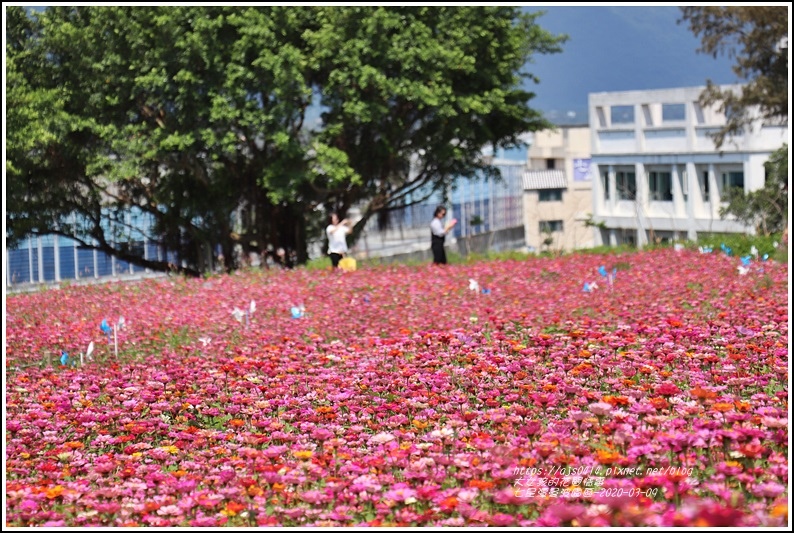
[369,432,395,444]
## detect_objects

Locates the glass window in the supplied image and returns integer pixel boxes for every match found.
[701,171,710,202]
[662,103,686,122]
[616,171,636,201]
[540,220,563,233]
[648,171,673,201]
[722,171,744,191]
[611,105,634,125]
[602,171,610,200]
[539,189,563,202]
[546,159,556,170]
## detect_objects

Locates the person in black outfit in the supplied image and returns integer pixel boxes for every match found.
[430,206,457,265]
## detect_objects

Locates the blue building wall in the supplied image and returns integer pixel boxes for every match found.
[5,237,160,286]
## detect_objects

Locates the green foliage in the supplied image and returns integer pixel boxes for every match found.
[292,6,566,235]
[718,144,788,236]
[447,249,534,265]
[583,213,607,230]
[576,244,637,256]
[690,232,786,262]
[7,6,566,276]
[679,7,788,149]
[7,6,316,275]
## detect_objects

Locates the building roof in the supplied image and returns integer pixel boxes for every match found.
[522,169,567,190]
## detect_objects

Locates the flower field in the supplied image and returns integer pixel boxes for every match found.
[5,248,789,527]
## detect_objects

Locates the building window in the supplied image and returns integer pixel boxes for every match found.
[539,189,563,202]
[546,158,556,170]
[540,220,563,233]
[721,171,744,192]
[701,171,710,202]
[602,171,610,200]
[662,103,685,122]
[611,105,634,125]
[648,171,673,201]
[616,171,636,201]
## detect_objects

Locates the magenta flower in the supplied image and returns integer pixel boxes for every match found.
[4,249,787,527]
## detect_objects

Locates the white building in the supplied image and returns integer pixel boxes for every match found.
[588,85,788,246]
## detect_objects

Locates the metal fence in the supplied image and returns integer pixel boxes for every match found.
[5,234,176,288]
[348,161,526,258]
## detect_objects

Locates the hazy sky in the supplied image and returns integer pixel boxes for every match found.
[521,5,742,124]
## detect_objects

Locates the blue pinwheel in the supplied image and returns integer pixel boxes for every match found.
[60,351,70,366]
[100,319,112,343]
[740,255,751,267]
[598,266,607,277]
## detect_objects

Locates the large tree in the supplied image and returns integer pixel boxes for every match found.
[7,6,317,275]
[679,6,788,149]
[679,6,789,237]
[7,6,565,274]
[305,6,565,237]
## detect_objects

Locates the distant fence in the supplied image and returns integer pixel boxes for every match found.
[362,225,527,266]
[7,162,527,287]
[456,225,526,255]
[348,161,526,258]
[5,234,176,290]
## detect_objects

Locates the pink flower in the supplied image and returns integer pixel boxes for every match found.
[300,490,330,505]
[752,482,786,499]
[589,402,613,416]
[4,248,787,527]
[490,513,515,526]
[384,484,417,503]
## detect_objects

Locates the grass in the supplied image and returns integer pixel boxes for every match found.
[152,231,794,275]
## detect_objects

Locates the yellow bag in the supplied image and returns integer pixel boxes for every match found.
[339,256,357,272]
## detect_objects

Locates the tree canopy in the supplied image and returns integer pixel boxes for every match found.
[719,144,788,236]
[680,6,789,237]
[6,6,566,275]
[679,6,788,149]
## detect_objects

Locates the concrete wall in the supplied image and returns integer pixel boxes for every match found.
[456,225,526,255]
[367,225,526,265]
